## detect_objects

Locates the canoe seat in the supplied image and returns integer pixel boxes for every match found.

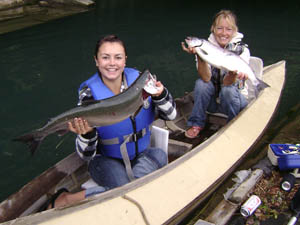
[81,126,169,190]
[150,125,169,160]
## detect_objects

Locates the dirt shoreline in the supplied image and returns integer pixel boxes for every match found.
[185,103,300,225]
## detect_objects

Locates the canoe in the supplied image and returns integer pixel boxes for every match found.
[0,60,286,225]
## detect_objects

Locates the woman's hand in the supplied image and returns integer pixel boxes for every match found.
[181,42,196,54]
[223,71,248,86]
[68,118,93,135]
[151,81,164,97]
[237,72,248,81]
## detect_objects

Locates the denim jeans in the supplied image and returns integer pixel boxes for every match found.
[87,147,167,191]
[187,78,248,128]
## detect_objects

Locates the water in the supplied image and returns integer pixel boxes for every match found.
[0,0,299,203]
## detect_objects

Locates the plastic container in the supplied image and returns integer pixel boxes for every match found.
[267,144,300,170]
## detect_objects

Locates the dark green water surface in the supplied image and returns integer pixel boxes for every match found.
[0,0,299,202]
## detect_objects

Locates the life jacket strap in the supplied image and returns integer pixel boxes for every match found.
[120,135,135,181]
[115,127,148,181]
[124,128,148,143]
[99,128,148,145]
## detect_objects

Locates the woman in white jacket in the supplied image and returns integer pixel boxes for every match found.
[181,10,250,138]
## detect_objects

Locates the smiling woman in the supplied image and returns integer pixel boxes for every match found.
[38,34,177,209]
[210,10,238,48]
[181,9,251,139]
[93,35,127,94]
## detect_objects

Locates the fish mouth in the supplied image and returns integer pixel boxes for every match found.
[185,37,203,48]
[143,72,159,95]
[142,89,151,100]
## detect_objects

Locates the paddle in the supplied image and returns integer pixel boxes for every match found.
[288,187,300,225]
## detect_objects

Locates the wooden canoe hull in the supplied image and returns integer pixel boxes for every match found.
[0,61,286,225]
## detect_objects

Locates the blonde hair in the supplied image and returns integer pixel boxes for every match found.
[210,10,238,34]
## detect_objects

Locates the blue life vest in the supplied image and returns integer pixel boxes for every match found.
[79,68,155,160]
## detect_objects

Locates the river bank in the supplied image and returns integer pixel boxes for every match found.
[0,0,95,34]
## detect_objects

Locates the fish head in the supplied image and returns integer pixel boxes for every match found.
[185,37,204,48]
[143,71,160,96]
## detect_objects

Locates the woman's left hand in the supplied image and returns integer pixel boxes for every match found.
[237,72,248,81]
[181,42,197,54]
[68,118,93,135]
[151,81,164,97]
[224,71,248,86]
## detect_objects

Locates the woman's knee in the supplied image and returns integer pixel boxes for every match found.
[220,85,236,99]
[194,79,214,96]
[88,156,129,188]
[195,79,211,89]
[144,148,167,168]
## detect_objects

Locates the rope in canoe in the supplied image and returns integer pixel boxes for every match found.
[122,195,150,225]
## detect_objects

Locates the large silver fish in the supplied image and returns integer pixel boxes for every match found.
[184,36,268,99]
[13,69,157,155]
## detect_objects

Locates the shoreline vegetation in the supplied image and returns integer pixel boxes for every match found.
[188,103,300,225]
[0,0,95,34]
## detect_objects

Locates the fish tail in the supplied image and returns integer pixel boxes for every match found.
[12,132,43,155]
[251,78,270,99]
[257,78,270,92]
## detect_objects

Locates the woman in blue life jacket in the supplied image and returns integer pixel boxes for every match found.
[42,35,177,209]
[181,10,250,139]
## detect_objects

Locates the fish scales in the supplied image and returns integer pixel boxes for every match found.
[185,37,258,86]
[13,69,152,155]
[184,36,269,100]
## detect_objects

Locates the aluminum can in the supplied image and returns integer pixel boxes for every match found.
[237,79,245,90]
[240,195,261,217]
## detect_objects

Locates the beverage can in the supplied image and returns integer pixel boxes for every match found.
[240,195,261,217]
[237,79,245,90]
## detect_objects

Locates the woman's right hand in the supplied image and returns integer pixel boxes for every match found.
[68,118,93,135]
[181,42,196,54]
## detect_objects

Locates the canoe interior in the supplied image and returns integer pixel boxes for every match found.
[0,91,228,223]
[0,60,286,224]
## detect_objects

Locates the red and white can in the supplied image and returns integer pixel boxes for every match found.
[240,195,261,217]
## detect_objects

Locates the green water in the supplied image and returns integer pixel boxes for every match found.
[0,0,299,203]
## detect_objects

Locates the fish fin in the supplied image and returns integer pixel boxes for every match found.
[12,132,43,155]
[257,78,270,92]
[80,99,102,106]
[249,78,270,99]
[198,48,208,55]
